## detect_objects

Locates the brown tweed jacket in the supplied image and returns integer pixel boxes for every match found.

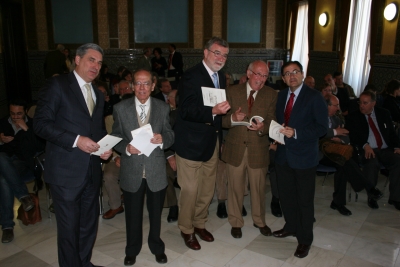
[221,83,277,169]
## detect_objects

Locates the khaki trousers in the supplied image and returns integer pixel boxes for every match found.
[176,141,219,234]
[226,148,267,228]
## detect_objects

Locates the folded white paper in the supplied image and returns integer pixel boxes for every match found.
[201,87,226,107]
[130,124,162,157]
[91,135,122,156]
[269,120,285,144]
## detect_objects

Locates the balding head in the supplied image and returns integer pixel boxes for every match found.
[304,76,315,89]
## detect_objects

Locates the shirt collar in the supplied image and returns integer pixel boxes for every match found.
[135,96,151,106]
[202,60,217,78]
[73,70,91,88]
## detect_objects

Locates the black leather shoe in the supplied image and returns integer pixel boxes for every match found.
[167,205,178,223]
[388,199,400,211]
[270,201,282,217]
[216,202,228,218]
[330,201,352,216]
[253,223,272,236]
[124,256,136,266]
[294,244,311,258]
[1,229,14,243]
[368,197,379,209]
[369,187,383,201]
[19,195,34,212]
[231,227,242,238]
[242,206,247,217]
[272,228,296,238]
[155,253,167,264]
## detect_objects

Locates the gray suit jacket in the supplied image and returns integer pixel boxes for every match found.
[112,97,174,193]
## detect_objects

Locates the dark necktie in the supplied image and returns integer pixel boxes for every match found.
[248,90,255,114]
[367,114,383,149]
[284,93,295,125]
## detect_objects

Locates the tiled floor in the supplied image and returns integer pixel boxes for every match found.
[1,173,400,267]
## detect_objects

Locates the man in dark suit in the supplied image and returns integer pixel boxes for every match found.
[221,60,277,239]
[136,47,152,71]
[346,90,400,210]
[153,78,172,103]
[167,44,183,82]
[34,43,112,267]
[273,61,328,258]
[319,95,383,216]
[174,37,231,250]
[112,69,174,265]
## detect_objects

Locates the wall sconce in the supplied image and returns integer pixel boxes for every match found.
[384,3,398,21]
[319,12,328,27]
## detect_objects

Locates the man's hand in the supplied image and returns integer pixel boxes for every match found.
[279,124,295,138]
[212,101,231,115]
[100,149,112,160]
[394,148,400,155]
[167,155,177,171]
[150,133,163,144]
[331,137,342,143]
[114,156,121,167]
[269,143,277,151]
[127,144,141,154]
[335,126,349,136]
[14,119,29,131]
[232,107,246,122]
[77,136,100,154]
[364,144,375,159]
[0,133,14,143]
[248,119,264,132]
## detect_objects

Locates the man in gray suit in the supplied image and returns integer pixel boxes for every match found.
[136,48,152,71]
[112,69,174,266]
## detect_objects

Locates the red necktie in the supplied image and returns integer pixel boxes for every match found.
[248,90,255,114]
[367,114,383,149]
[284,93,295,125]
[168,54,172,70]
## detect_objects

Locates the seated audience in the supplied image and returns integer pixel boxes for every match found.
[325,74,350,115]
[333,71,356,98]
[319,82,333,100]
[97,82,113,117]
[382,79,400,123]
[153,79,172,103]
[304,76,315,89]
[346,90,400,210]
[151,47,168,77]
[121,69,133,83]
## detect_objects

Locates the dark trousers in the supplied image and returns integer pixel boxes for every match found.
[276,162,315,245]
[123,179,166,257]
[362,148,400,201]
[319,157,369,205]
[268,149,279,199]
[51,170,100,267]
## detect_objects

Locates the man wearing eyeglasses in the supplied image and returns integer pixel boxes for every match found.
[346,90,400,211]
[221,60,277,239]
[273,61,328,258]
[174,37,231,250]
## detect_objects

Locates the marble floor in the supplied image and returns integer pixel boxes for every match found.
[1,173,400,267]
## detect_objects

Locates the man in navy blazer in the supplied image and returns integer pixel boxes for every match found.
[174,37,230,250]
[273,61,328,258]
[34,43,112,267]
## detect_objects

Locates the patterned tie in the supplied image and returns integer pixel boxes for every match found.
[367,114,383,149]
[212,73,219,88]
[84,84,95,116]
[139,105,146,123]
[284,93,295,126]
[248,90,256,114]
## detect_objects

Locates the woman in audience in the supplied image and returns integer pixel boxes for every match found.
[382,79,400,123]
[319,82,333,100]
[151,47,168,77]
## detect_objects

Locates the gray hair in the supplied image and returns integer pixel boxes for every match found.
[248,60,268,71]
[76,43,104,58]
[204,37,229,50]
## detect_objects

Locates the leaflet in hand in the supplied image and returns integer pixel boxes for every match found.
[91,135,122,156]
[269,120,285,144]
[130,124,162,157]
[201,87,226,107]
[231,116,264,127]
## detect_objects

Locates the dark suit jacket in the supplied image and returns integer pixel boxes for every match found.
[33,72,106,188]
[43,50,67,79]
[170,51,183,74]
[221,83,277,169]
[275,84,328,169]
[345,107,400,151]
[174,62,226,161]
[333,87,350,113]
[382,95,400,123]
[153,91,167,102]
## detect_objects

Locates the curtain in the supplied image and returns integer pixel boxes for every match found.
[291,1,309,76]
[343,0,372,97]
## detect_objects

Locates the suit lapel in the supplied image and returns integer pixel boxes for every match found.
[68,73,90,116]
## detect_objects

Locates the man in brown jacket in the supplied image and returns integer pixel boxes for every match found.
[222,60,277,238]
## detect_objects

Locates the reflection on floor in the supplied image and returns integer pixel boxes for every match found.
[1,173,399,267]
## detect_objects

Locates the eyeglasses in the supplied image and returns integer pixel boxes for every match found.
[283,69,302,77]
[249,69,268,79]
[133,82,151,87]
[207,49,228,59]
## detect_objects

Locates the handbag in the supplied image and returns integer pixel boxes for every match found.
[17,193,42,226]
[319,138,354,166]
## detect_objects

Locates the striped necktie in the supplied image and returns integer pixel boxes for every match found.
[139,105,146,122]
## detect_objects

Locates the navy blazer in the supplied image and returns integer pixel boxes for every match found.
[275,84,328,169]
[34,72,106,188]
[174,62,226,161]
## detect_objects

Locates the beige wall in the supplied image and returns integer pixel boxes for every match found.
[313,0,336,51]
[381,0,399,54]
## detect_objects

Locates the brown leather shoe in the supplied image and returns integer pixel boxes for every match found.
[102,206,124,219]
[181,232,201,250]
[253,223,272,236]
[231,227,242,239]
[194,227,214,242]
[294,244,311,258]
[272,228,296,238]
